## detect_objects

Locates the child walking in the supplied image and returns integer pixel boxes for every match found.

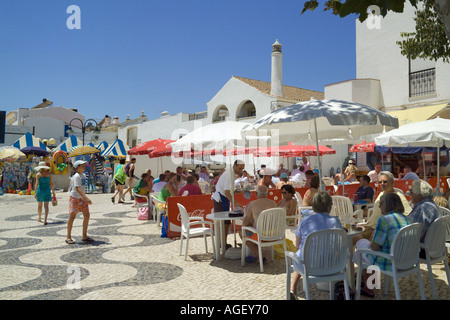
[34,161,56,225]
[66,160,94,244]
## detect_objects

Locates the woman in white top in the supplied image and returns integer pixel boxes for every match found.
[66,160,94,245]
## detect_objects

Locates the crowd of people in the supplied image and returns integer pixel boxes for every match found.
[29,153,450,300]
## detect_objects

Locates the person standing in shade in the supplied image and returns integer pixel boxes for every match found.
[34,161,56,225]
[66,160,93,244]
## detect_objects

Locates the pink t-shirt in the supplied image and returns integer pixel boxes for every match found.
[178,184,202,196]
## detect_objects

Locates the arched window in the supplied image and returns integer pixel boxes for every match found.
[236,100,256,119]
[212,105,229,123]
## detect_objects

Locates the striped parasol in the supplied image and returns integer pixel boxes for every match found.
[101,139,130,157]
[53,135,83,152]
[12,132,50,152]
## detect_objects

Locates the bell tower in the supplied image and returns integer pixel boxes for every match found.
[271,39,284,97]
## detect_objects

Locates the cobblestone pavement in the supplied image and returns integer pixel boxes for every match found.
[0,192,449,301]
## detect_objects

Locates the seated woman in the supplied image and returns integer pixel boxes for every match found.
[353,192,410,298]
[301,175,320,217]
[335,159,358,184]
[277,184,297,226]
[158,172,178,202]
[133,173,153,205]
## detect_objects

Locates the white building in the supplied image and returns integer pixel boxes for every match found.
[325,2,450,172]
[3,101,118,148]
[325,2,450,123]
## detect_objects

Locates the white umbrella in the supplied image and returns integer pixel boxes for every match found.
[243,99,399,189]
[375,117,450,185]
[171,121,255,210]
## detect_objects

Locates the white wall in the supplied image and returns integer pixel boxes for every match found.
[356,2,450,108]
[206,77,274,123]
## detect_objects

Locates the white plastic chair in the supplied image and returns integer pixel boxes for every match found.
[285,228,350,300]
[177,203,216,261]
[355,223,426,300]
[330,196,354,226]
[241,208,286,272]
[419,215,450,299]
[439,207,450,254]
[151,193,166,227]
[294,191,312,226]
[132,191,150,218]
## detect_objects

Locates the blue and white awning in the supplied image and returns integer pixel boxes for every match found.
[101,139,130,157]
[12,132,50,151]
[96,141,109,153]
[53,135,83,152]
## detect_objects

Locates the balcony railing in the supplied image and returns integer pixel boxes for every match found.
[409,68,436,98]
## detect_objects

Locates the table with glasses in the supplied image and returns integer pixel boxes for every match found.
[206,211,244,261]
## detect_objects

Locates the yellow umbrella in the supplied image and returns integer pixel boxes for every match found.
[68,145,100,157]
[0,146,26,161]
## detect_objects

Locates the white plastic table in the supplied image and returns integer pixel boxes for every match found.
[206,211,244,261]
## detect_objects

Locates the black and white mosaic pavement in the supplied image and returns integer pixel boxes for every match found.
[1,192,449,300]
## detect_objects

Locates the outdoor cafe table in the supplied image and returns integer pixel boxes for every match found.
[206,211,244,261]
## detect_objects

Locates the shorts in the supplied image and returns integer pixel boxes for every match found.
[69,196,89,214]
[115,179,125,186]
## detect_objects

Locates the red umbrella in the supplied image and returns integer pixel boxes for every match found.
[128,139,175,157]
[349,140,375,153]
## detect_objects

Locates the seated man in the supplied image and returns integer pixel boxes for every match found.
[352,171,412,246]
[355,175,375,203]
[399,166,420,180]
[240,185,277,263]
[408,179,441,254]
[178,175,202,196]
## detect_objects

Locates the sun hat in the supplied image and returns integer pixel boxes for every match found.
[34,161,50,171]
[74,160,87,168]
[348,159,355,165]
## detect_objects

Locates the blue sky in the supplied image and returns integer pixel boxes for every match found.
[0,1,357,122]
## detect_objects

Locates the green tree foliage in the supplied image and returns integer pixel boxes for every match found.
[301,0,450,62]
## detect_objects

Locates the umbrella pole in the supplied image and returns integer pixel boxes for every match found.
[437,140,441,195]
[313,118,324,190]
[422,149,427,181]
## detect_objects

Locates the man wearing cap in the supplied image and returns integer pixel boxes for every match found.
[66,160,93,244]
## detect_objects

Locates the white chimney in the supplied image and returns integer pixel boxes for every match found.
[271,39,284,97]
[113,116,119,124]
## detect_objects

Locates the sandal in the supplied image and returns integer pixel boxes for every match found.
[118,200,125,204]
[65,239,75,245]
[81,237,94,242]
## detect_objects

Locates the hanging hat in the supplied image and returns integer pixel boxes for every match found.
[34,161,50,171]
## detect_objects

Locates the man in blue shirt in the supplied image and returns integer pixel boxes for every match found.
[400,166,420,180]
[408,179,441,244]
[355,175,375,203]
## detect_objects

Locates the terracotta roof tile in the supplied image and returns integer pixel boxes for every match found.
[233,76,324,101]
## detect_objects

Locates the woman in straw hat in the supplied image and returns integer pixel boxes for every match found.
[34,161,56,225]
